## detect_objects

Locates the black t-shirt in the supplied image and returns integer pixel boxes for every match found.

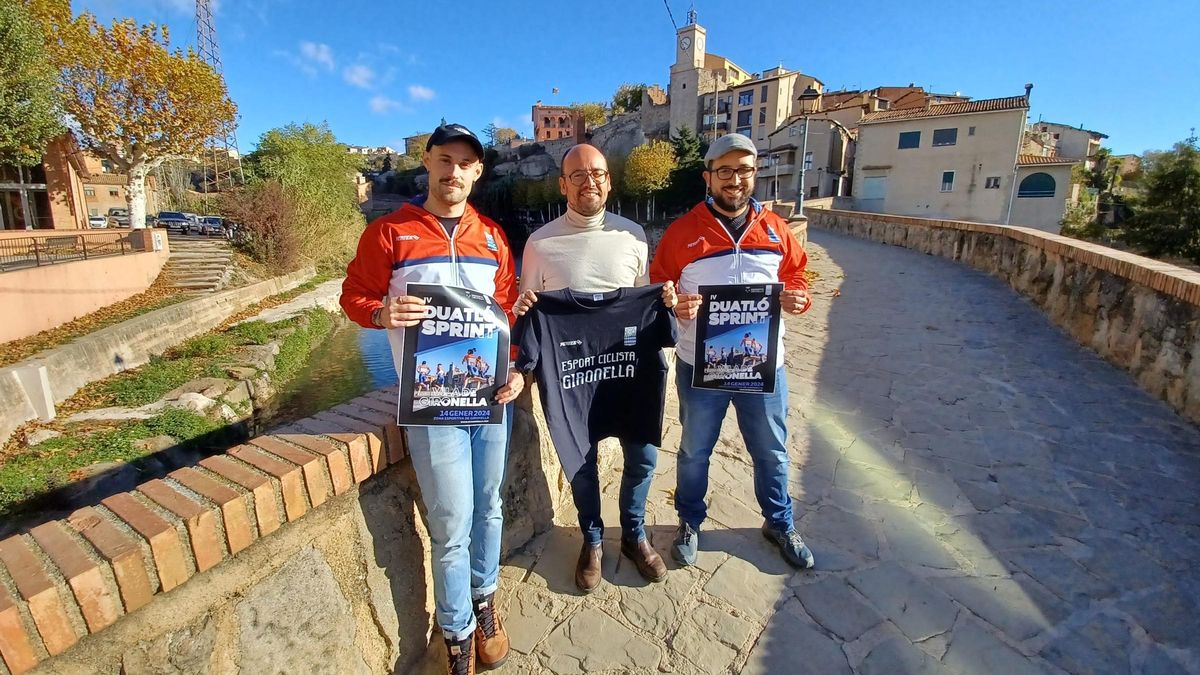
[435,215,460,238]
[515,285,676,480]
[707,204,749,242]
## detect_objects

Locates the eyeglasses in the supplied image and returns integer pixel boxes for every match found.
[566,169,610,186]
[710,166,757,181]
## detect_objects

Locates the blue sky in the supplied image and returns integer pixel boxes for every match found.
[77,0,1198,156]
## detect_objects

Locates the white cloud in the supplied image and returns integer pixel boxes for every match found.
[299,41,335,71]
[408,84,436,102]
[343,64,375,89]
[370,95,409,115]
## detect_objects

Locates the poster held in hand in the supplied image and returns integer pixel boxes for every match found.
[692,283,782,394]
[398,283,509,425]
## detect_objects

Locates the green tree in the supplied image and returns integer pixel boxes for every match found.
[611,83,648,114]
[0,1,63,166]
[570,102,607,129]
[624,140,676,220]
[1122,136,1200,261]
[670,127,703,167]
[660,128,707,215]
[240,122,365,269]
[405,133,431,160]
[29,0,237,228]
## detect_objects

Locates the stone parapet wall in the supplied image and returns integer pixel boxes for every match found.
[0,268,315,447]
[0,382,585,674]
[808,208,1200,422]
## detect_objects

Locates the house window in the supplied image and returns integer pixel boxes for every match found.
[862,176,887,200]
[736,109,752,127]
[803,151,813,170]
[932,128,958,146]
[809,185,819,199]
[84,187,95,197]
[985,176,1001,189]
[109,189,119,197]
[758,107,766,124]
[1018,172,1056,198]
[738,90,753,106]
[968,126,976,136]
[789,126,800,137]
[940,171,955,192]
[736,127,752,138]
[101,159,113,173]
[898,131,920,149]
[760,85,768,103]
[757,125,765,140]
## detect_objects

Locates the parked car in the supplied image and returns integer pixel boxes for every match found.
[182,212,201,234]
[87,215,108,228]
[106,207,129,227]
[156,211,190,232]
[198,216,224,236]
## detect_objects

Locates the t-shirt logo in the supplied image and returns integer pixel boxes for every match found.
[766,226,781,243]
[485,233,498,251]
[623,326,637,346]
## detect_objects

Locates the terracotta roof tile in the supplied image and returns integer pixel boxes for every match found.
[860,95,1029,124]
[1017,154,1081,166]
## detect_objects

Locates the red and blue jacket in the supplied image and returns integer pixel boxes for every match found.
[649,198,809,366]
[341,197,518,375]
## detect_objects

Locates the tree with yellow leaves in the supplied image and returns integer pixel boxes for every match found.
[27,0,236,228]
[624,140,677,221]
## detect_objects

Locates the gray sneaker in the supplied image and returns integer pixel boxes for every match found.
[762,524,816,569]
[671,520,699,567]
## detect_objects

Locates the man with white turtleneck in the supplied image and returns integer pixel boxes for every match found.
[515,144,676,592]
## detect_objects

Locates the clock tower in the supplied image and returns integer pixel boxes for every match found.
[669,14,706,136]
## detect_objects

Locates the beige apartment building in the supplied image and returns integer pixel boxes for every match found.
[759,116,854,203]
[852,89,1087,232]
[668,10,821,152]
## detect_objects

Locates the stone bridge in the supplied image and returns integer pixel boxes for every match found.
[2,217,1198,675]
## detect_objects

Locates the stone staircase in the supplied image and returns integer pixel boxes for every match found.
[161,235,234,293]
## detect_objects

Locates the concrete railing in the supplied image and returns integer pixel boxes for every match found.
[807,207,1200,423]
[0,384,582,674]
[0,268,315,447]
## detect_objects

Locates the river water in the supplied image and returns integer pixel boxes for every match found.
[261,318,398,427]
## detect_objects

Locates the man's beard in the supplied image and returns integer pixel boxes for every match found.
[572,190,605,217]
[435,180,467,205]
[711,183,752,213]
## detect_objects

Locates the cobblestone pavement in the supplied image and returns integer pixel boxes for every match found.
[424,229,1200,674]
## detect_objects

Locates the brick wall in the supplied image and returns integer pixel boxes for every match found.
[0,381,586,674]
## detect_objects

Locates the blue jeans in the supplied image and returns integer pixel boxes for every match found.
[674,361,792,531]
[569,439,658,545]
[405,407,512,642]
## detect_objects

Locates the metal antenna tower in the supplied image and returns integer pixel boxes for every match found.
[195,0,243,203]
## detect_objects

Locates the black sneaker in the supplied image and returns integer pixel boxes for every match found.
[444,633,475,675]
[762,523,816,569]
[671,520,699,567]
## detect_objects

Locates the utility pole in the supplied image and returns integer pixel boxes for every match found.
[195,0,243,211]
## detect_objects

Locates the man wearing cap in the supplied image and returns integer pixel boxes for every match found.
[512,143,674,593]
[649,132,816,571]
[341,123,521,675]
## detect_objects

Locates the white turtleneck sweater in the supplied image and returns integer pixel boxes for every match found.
[519,208,649,294]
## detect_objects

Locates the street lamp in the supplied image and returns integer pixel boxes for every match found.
[795,85,821,218]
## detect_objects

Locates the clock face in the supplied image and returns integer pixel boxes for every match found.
[680,36,692,50]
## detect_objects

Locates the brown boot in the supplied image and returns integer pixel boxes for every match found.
[444,634,475,675]
[575,541,603,593]
[621,538,668,582]
[472,593,510,670]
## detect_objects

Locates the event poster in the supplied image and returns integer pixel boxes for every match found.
[692,283,782,394]
[398,283,510,425]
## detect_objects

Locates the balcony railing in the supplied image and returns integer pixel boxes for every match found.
[0,231,133,273]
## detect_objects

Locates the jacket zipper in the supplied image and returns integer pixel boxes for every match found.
[711,207,758,283]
